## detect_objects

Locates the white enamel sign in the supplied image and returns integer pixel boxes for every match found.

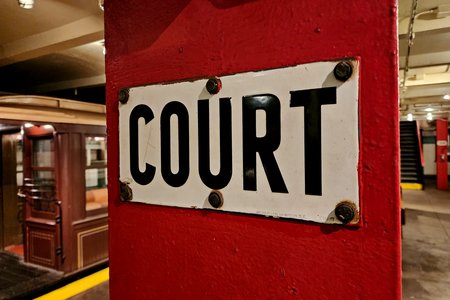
[119,60,360,224]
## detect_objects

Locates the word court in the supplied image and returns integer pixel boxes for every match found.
[129,88,336,196]
[119,61,360,223]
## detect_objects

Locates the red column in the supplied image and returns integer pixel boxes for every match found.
[436,118,448,190]
[105,1,401,299]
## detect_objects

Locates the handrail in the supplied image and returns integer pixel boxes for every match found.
[55,201,65,264]
[416,120,425,167]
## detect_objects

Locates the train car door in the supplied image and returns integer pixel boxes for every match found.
[22,125,63,270]
[0,127,24,255]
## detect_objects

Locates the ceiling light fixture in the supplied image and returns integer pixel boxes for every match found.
[18,0,34,9]
[407,113,413,121]
[443,94,450,100]
[424,107,434,112]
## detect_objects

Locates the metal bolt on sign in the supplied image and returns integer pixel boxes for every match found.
[333,61,353,82]
[206,78,222,94]
[118,88,130,104]
[208,191,224,208]
[120,181,133,202]
[334,202,356,224]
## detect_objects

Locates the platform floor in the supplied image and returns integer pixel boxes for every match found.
[66,180,450,300]
[68,281,109,300]
[0,252,62,300]
[1,182,448,299]
[402,181,450,300]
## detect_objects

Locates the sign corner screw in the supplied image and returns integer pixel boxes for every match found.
[333,61,353,82]
[206,77,222,95]
[118,88,130,104]
[335,202,356,224]
[120,181,133,202]
[208,191,223,209]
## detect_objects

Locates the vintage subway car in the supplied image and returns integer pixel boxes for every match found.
[0,95,108,274]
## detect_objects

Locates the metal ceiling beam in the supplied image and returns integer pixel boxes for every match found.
[401,71,450,86]
[0,14,103,67]
[401,95,449,103]
[400,52,450,69]
[401,82,450,98]
[399,14,450,35]
[26,74,106,93]
[399,25,450,68]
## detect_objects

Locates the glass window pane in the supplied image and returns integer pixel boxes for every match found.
[16,172,23,187]
[16,136,23,172]
[85,136,108,213]
[86,137,107,167]
[16,135,23,186]
[86,187,108,211]
[32,139,54,167]
[28,171,56,213]
[33,170,54,182]
[86,168,107,189]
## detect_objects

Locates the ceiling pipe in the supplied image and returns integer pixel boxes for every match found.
[402,0,419,89]
[401,1,437,90]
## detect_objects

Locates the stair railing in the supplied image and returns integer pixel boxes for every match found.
[415,120,424,168]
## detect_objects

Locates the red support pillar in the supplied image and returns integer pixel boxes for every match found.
[436,118,448,190]
[105,1,401,299]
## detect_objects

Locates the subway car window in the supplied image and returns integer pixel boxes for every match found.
[16,135,23,188]
[29,138,56,213]
[32,139,54,168]
[85,136,108,213]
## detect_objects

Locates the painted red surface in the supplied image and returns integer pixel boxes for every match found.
[417,121,425,167]
[436,118,448,190]
[106,1,401,299]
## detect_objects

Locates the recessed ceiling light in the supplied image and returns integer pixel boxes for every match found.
[99,0,104,11]
[42,124,54,130]
[407,113,413,121]
[18,0,34,9]
[425,108,434,112]
[443,94,450,100]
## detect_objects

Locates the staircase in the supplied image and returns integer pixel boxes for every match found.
[400,121,424,188]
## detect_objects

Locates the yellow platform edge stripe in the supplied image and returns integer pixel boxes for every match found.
[400,183,423,190]
[35,268,109,300]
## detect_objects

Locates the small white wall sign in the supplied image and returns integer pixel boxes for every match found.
[119,60,360,224]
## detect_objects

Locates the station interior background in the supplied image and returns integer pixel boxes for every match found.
[0,0,449,299]
[0,0,449,176]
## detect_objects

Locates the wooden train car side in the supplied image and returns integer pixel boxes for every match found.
[0,95,108,274]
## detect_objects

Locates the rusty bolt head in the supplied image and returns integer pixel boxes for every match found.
[335,203,356,224]
[206,78,222,95]
[120,181,133,202]
[118,88,129,104]
[208,191,223,209]
[333,61,353,82]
